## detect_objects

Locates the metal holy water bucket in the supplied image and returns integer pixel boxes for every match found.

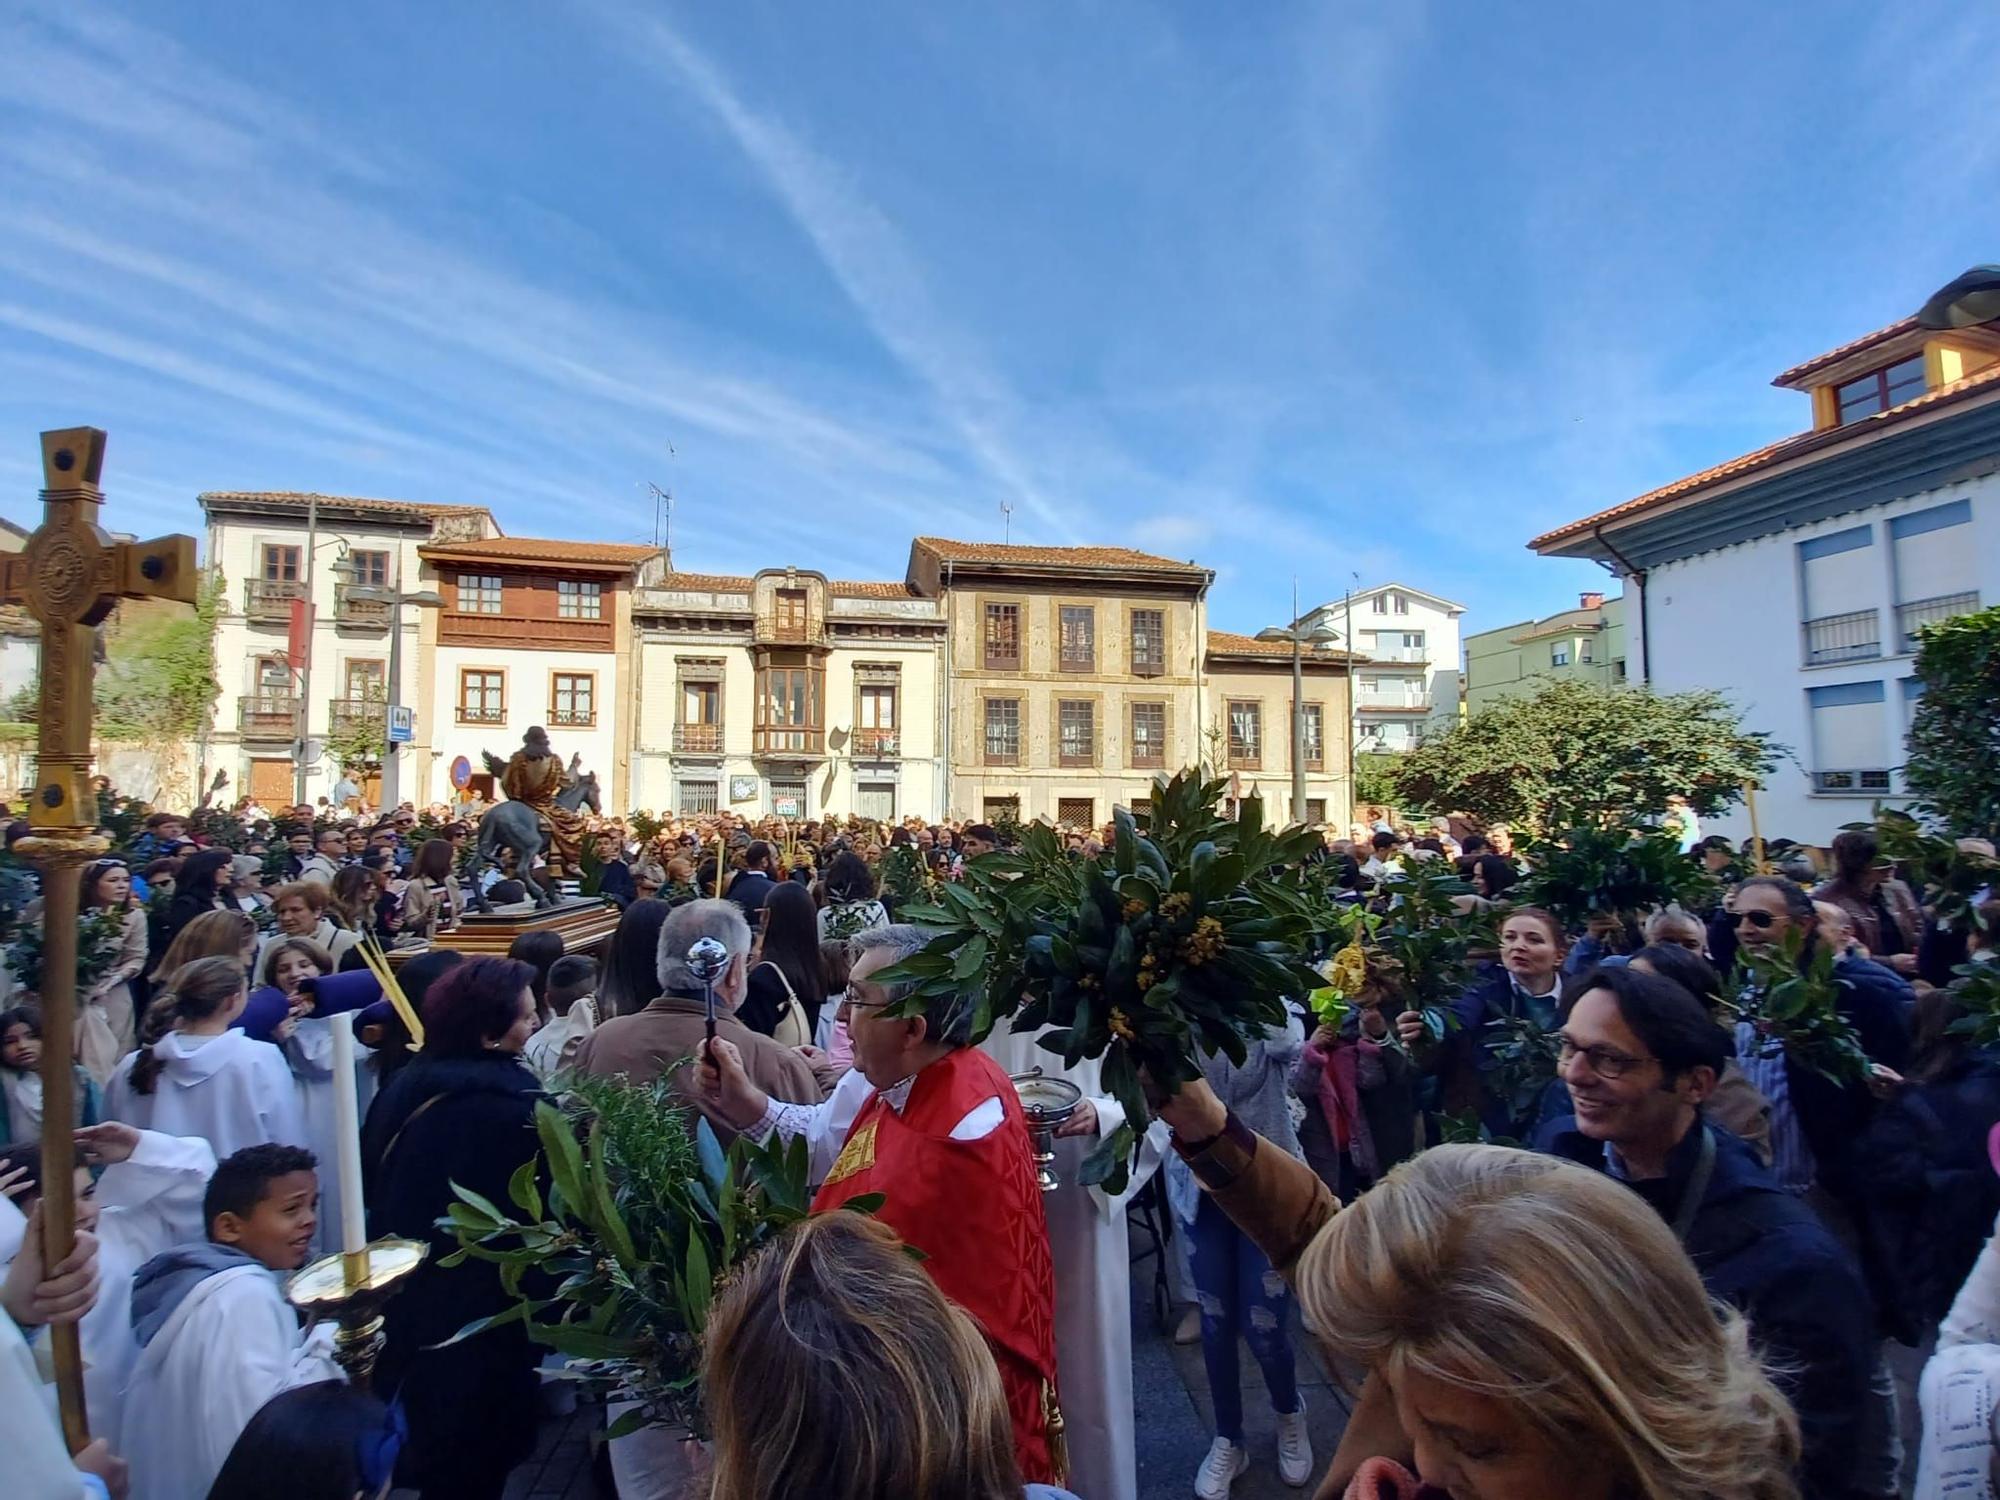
[1010,1067,1082,1193]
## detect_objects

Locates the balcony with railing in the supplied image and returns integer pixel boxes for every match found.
[243,579,304,624]
[328,698,386,737]
[1356,691,1432,713]
[1803,608,1882,665]
[334,586,392,630]
[238,693,299,738]
[753,725,825,757]
[548,706,596,728]
[852,728,900,759]
[1369,645,1429,664]
[1897,591,1980,651]
[672,723,724,756]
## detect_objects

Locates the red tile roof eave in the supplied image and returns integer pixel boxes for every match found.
[1529,366,2000,553]
[199,491,489,520]
[1770,315,1921,388]
[912,536,1212,578]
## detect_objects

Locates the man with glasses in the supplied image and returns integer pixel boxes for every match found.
[1536,964,1873,1500]
[698,923,1062,1487]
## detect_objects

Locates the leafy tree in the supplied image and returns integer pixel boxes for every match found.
[1354,751,1403,810]
[94,572,222,744]
[1388,678,1777,835]
[1905,604,2000,841]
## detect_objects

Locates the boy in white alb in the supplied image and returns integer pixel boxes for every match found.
[122,1143,341,1500]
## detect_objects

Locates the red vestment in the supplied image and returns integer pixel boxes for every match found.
[811,1047,1062,1483]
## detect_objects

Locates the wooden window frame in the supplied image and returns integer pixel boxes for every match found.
[1057,697,1096,768]
[1299,700,1325,771]
[855,677,900,758]
[1835,355,1926,423]
[341,658,386,702]
[1058,604,1096,673]
[457,667,507,725]
[754,659,825,755]
[983,695,1022,766]
[983,600,1023,671]
[457,574,505,615]
[261,544,301,583]
[556,579,603,621]
[1129,700,1168,770]
[1129,607,1167,677]
[550,670,597,727]
[1227,698,1263,770]
[348,550,390,588]
[774,587,811,642]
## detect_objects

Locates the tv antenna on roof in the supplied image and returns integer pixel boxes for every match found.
[645,441,677,551]
[1000,499,1013,544]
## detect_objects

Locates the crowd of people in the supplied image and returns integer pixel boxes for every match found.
[1,774,1997,1499]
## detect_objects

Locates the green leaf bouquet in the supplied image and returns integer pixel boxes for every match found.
[440,1073,850,1439]
[877,770,1330,1191]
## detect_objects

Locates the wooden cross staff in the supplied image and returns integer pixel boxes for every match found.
[1,428,195,1452]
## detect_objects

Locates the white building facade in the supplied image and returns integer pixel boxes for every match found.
[201,492,497,809]
[1296,583,1464,752]
[631,569,947,822]
[1535,305,2000,842]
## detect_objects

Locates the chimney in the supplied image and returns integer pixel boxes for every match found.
[1580,591,1604,611]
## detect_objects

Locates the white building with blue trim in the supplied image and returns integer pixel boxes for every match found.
[1532,291,2000,843]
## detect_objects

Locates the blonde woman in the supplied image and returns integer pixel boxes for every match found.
[701,1211,1081,1500]
[147,908,258,987]
[1158,1081,1802,1499]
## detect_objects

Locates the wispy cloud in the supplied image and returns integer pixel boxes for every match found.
[590,3,1075,541]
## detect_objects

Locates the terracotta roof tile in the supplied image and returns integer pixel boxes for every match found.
[1771,316,1920,388]
[912,536,1208,574]
[199,490,489,520]
[829,580,916,599]
[1531,362,2000,551]
[652,572,754,593]
[1205,629,1358,663]
[419,536,659,566]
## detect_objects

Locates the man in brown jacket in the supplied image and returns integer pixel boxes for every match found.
[573,898,820,1141]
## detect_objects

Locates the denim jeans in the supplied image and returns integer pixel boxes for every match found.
[1183,1191,1301,1442]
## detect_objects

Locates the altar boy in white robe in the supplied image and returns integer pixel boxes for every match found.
[0,1123,214,1448]
[122,1143,341,1500]
[979,1025,1170,1500]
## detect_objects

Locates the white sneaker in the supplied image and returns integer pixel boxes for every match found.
[1276,1403,1313,1486]
[1194,1436,1248,1499]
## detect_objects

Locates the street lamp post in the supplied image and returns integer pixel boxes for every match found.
[344,552,442,813]
[1256,615,1339,825]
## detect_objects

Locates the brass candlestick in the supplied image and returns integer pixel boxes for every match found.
[287,1237,427,1390]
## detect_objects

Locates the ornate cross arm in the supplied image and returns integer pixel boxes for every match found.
[2,427,197,1452]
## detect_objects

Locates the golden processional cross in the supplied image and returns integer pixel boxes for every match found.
[0,429,195,1451]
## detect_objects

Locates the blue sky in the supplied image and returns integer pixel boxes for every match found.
[2,3,1995,639]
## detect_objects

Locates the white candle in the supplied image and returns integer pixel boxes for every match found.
[328,1011,369,1259]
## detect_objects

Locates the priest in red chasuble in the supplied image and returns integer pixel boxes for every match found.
[698,924,1063,1484]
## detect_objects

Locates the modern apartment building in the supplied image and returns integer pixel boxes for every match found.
[1532,284,2000,841]
[1462,591,1628,711]
[1295,583,1463,752]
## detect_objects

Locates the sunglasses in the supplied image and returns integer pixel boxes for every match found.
[1732,910,1777,930]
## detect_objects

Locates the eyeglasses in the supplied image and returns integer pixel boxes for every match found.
[1732,910,1777,930]
[1556,1037,1655,1080]
[836,986,892,1017]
